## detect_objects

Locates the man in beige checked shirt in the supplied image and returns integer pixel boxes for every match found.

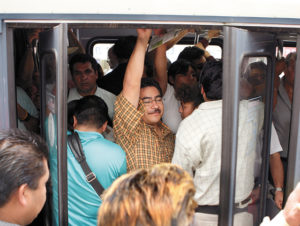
[172,61,264,226]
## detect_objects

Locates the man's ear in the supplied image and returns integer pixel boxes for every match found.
[73,116,78,129]
[17,184,29,207]
[100,121,108,133]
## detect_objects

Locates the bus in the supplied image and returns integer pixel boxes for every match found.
[1,1,300,225]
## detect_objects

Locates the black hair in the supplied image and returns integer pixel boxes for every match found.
[67,100,78,132]
[175,84,203,108]
[177,46,205,63]
[168,59,196,80]
[69,53,99,76]
[0,129,49,207]
[72,95,109,129]
[113,36,137,60]
[199,60,223,100]
[140,77,163,97]
[244,61,267,78]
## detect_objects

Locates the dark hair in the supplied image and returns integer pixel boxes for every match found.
[0,129,49,207]
[244,61,267,78]
[140,77,163,97]
[175,84,203,108]
[168,59,196,80]
[199,61,223,100]
[67,100,78,132]
[285,52,297,67]
[113,36,137,60]
[69,54,99,76]
[177,46,205,63]
[72,95,109,129]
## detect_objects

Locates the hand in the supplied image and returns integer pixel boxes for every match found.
[283,182,300,226]
[250,186,261,204]
[153,28,166,36]
[17,104,27,120]
[27,29,41,45]
[137,29,152,43]
[207,30,220,39]
[275,190,283,209]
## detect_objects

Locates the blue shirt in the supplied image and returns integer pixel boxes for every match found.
[51,130,127,226]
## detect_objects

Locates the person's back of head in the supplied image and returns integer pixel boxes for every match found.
[199,60,223,101]
[71,95,109,130]
[69,53,99,76]
[98,163,196,226]
[113,36,137,61]
[0,129,49,225]
[178,46,205,63]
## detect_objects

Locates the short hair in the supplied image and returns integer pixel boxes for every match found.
[113,36,137,60]
[72,95,109,129]
[244,61,267,79]
[0,129,49,207]
[199,60,223,100]
[69,54,99,76]
[175,84,203,108]
[98,163,196,226]
[177,46,205,63]
[168,59,196,81]
[141,77,163,97]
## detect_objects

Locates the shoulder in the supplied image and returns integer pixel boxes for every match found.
[96,87,116,100]
[68,88,80,102]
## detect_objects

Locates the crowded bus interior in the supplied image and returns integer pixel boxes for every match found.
[1,4,300,226]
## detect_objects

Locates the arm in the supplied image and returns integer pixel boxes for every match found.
[270,152,284,209]
[153,30,168,95]
[122,29,152,108]
[17,103,39,133]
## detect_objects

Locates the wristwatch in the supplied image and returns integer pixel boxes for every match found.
[275,187,283,192]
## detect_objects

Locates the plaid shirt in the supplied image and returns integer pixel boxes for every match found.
[114,94,175,172]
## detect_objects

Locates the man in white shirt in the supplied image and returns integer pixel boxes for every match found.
[172,61,264,226]
[68,54,116,120]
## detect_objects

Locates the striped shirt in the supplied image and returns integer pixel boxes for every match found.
[114,94,175,172]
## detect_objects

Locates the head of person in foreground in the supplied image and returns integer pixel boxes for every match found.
[97,163,197,226]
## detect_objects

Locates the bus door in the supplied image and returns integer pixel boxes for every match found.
[219,27,276,226]
[39,24,68,226]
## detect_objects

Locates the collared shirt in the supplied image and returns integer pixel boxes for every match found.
[68,86,116,120]
[114,94,175,172]
[273,81,292,158]
[172,99,264,205]
[162,84,182,134]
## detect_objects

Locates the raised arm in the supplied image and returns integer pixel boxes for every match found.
[153,30,168,95]
[122,29,152,108]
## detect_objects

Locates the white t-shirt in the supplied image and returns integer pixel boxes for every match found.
[162,84,181,133]
[68,86,116,120]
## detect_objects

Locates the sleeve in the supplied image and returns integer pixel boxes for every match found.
[270,122,283,155]
[17,86,39,118]
[113,94,144,145]
[172,120,202,176]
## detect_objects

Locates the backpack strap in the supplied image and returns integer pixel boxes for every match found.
[67,132,104,197]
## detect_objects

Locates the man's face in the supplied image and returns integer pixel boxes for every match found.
[72,62,98,96]
[140,86,164,126]
[26,159,49,225]
[174,66,197,91]
[248,68,265,97]
[179,101,195,119]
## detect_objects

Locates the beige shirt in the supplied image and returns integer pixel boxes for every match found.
[172,99,264,205]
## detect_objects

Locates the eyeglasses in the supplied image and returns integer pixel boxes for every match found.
[141,96,163,106]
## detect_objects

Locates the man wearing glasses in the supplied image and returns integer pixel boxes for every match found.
[113,29,175,172]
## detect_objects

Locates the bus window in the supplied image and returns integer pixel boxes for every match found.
[92,43,113,74]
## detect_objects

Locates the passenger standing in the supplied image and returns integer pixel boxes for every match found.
[51,96,126,226]
[68,54,116,121]
[114,29,175,172]
[172,61,264,226]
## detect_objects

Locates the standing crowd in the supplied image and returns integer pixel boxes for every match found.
[1,28,299,226]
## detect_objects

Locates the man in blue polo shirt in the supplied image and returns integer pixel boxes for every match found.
[51,95,126,226]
